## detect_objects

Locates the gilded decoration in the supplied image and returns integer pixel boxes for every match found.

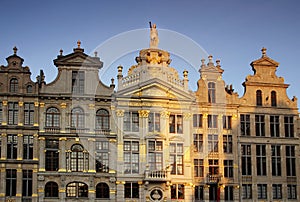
[138,110,150,118]
[116,109,124,117]
[160,111,170,119]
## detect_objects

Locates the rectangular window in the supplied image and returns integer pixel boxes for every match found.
[223,135,232,153]
[284,116,294,137]
[272,184,282,199]
[208,159,219,175]
[170,143,183,175]
[193,114,203,128]
[208,134,218,153]
[148,112,160,132]
[194,159,204,177]
[195,186,204,201]
[124,112,139,132]
[7,134,17,159]
[45,139,59,171]
[255,115,265,136]
[242,184,252,199]
[169,114,183,133]
[286,145,296,176]
[24,103,34,125]
[270,115,280,137]
[95,141,109,173]
[271,145,281,176]
[240,114,250,136]
[72,71,84,94]
[224,160,233,178]
[124,182,139,199]
[224,186,234,201]
[287,184,297,199]
[148,140,163,170]
[124,141,139,174]
[6,169,17,196]
[241,144,251,175]
[223,115,232,129]
[208,115,218,128]
[193,134,203,152]
[22,170,33,197]
[8,102,18,125]
[257,184,267,199]
[23,135,33,160]
[256,145,266,176]
[171,184,184,199]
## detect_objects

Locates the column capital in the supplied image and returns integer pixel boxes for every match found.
[59,137,67,141]
[34,102,39,107]
[18,101,24,107]
[160,111,170,119]
[116,109,124,117]
[138,110,150,118]
[183,112,192,120]
[40,102,45,108]
[2,100,7,106]
[60,103,67,109]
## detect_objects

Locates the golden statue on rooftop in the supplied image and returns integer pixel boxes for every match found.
[149,22,159,48]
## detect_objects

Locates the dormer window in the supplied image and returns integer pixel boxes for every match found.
[26,85,33,93]
[9,78,18,93]
[72,71,84,94]
[208,82,216,103]
[271,91,277,107]
[256,90,262,106]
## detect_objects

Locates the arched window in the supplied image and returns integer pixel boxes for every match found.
[71,107,85,128]
[66,182,88,198]
[96,109,110,130]
[271,91,277,107]
[67,144,89,172]
[208,82,216,103]
[256,90,262,106]
[45,181,58,198]
[26,85,33,93]
[96,183,110,199]
[10,78,18,93]
[46,107,60,127]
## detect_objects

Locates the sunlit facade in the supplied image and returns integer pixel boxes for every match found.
[0,36,299,201]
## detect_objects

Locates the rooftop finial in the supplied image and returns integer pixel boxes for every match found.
[94,51,98,57]
[261,47,267,57]
[149,22,159,48]
[13,46,18,55]
[77,40,81,48]
[59,49,63,56]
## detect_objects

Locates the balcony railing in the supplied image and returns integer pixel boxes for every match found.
[145,170,168,181]
[44,127,61,133]
[207,174,222,184]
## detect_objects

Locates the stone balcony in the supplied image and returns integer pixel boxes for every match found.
[145,170,168,182]
[206,174,222,184]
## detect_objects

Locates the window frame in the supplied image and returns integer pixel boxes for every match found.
[169,143,184,175]
[124,141,139,174]
[96,109,110,130]
[66,182,88,198]
[9,78,18,93]
[46,107,60,128]
[208,82,216,103]
[8,102,19,125]
[45,181,59,198]
[169,114,183,134]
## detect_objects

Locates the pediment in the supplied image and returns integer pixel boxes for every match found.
[251,56,279,67]
[118,81,194,101]
[54,51,103,68]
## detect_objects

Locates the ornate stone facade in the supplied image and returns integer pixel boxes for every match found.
[0,31,299,202]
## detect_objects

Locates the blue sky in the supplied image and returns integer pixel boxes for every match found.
[1,0,300,99]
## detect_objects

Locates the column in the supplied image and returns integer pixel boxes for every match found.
[0,167,5,199]
[185,184,193,201]
[88,138,96,173]
[138,110,149,174]
[0,133,7,160]
[38,137,46,172]
[32,168,38,202]
[39,103,45,132]
[16,167,22,199]
[32,134,39,161]
[58,137,67,172]
[204,185,210,201]
[17,134,23,160]
[88,104,95,133]
[33,101,39,127]
[2,101,7,125]
[18,101,24,126]
[60,103,67,133]
[116,109,124,174]
[116,181,125,201]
